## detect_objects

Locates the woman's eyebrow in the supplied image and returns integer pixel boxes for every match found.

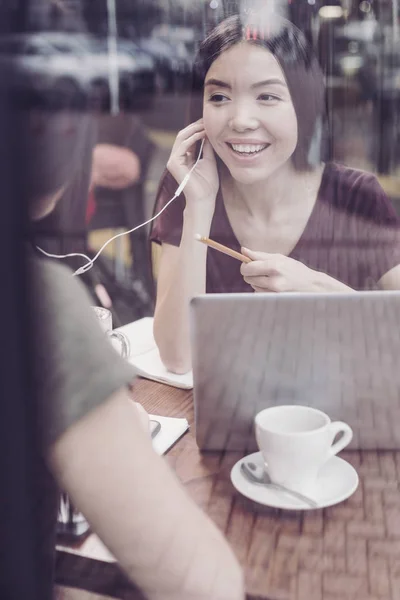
[251,78,287,89]
[204,78,231,89]
[204,77,287,89]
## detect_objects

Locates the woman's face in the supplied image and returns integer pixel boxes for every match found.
[203,42,298,185]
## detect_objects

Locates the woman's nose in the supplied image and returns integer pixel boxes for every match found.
[228,103,259,132]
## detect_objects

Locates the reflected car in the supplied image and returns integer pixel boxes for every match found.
[359,46,400,100]
[358,43,400,173]
[137,37,192,92]
[87,37,156,109]
[0,32,156,110]
[325,21,380,79]
[0,33,88,107]
[327,35,367,78]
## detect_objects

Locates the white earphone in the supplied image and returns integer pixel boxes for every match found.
[36,138,205,276]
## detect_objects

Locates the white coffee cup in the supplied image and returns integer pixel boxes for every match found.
[92,306,130,359]
[255,405,353,495]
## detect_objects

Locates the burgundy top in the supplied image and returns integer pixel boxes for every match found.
[150,163,400,291]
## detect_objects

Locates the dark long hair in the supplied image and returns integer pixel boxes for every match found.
[189,15,326,170]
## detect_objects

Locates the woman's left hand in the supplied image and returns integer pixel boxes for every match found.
[240,248,352,293]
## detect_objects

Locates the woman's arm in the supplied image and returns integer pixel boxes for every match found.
[153,122,219,373]
[90,144,141,190]
[378,264,400,289]
[154,206,213,374]
[49,388,244,600]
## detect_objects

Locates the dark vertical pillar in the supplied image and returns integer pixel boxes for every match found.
[0,2,46,600]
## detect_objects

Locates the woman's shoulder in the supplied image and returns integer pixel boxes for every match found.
[323,162,383,196]
[321,162,400,226]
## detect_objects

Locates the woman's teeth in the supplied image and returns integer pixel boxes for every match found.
[229,143,268,156]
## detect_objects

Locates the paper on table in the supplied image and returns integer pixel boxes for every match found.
[150,414,189,455]
[116,317,193,389]
[116,317,155,355]
[132,348,193,389]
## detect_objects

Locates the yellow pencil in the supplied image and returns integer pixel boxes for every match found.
[195,234,252,263]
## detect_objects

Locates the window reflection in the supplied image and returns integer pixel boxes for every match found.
[7,0,400,329]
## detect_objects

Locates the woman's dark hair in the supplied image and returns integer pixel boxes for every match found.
[22,108,94,206]
[189,15,326,170]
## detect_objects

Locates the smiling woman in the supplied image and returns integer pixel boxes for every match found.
[150,14,400,374]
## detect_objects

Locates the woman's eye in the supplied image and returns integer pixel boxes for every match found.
[258,94,280,102]
[209,93,230,103]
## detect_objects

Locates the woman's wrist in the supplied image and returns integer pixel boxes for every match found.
[314,271,353,292]
[183,203,215,235]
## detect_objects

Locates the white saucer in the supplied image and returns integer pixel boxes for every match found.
[230,451,359,511]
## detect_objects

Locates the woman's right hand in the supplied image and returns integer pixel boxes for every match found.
[167,119,219,211]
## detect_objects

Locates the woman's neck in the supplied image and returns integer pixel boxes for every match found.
[221,161,324,222]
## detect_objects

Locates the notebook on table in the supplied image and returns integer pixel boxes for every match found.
[149,414,189,455]
[116,317,193,389]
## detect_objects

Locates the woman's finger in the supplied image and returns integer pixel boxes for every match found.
[179,130,206,154]
[172,128,205,151]
[241,258,279,277]
[243,275,271,288]
[241,247,270,261]
[175,120,205,142]
[172,130,206,161]
[167,130,207,181]
[252,285,273,293]
[244,273,289,292]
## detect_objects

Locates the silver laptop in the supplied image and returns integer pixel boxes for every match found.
[190,291,400,452]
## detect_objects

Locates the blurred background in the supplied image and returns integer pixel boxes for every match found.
[7,0,400,324]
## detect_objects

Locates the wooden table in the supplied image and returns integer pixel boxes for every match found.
[56,378,400,600]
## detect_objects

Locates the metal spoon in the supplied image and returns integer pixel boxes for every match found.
[240,461,318,508]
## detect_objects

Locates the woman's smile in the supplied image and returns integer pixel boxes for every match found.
[226,140,271,159]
